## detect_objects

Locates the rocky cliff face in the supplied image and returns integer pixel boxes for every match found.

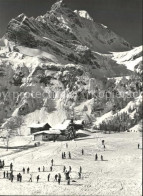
[5,0,132,53]
[0,0,142,135]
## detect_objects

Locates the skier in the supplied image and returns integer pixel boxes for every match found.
[43,166,45,172]
[47,174,50,181]
[63,166,66,173]
[58,173,61,179]
[69,152,71,159]
[138,144,140,149]
[102,140,105,145]
[37,175,40,183]
[6,171,9,178]
[69,166,72,172]
[63,152,66,159]
[29,174,32,182]
[27,167,30,174]
[101,155,103,161]
[19,173,22,182]
[17,174,19,181]
[82,149,84,155]
[66,143,68,148]
[50,166,53,172]
[38,167,40,172]
[51,159,54,166]
[95,153,98,161]
[104,145,106,151]
[3,171,5,178]
[23,167,25,174]
[2,160,5,167]
[10,163,13,171]
[79,166,82,173]
[58,176,61,184]
[54,174,58,181]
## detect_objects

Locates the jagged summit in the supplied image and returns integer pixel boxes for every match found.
[4,0,132,54]
[16,13,27,20]
[51,0,67,10]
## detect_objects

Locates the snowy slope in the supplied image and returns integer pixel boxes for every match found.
[112,46,142,71]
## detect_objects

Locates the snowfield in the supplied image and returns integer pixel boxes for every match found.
[112,46,142,71]
[0,132,142,195]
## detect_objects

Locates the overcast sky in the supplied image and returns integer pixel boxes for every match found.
[0,0,142,46]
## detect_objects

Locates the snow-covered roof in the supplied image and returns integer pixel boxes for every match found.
[76,129,86,134]
[74,120,84,125]
[50,119,84,131]
[29,122,50,128]
[33,130,61,135]
[50,124,68,131]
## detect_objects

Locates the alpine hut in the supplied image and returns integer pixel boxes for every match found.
[29,122,51,134]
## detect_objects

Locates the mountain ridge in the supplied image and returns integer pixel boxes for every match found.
[4,0,132,54]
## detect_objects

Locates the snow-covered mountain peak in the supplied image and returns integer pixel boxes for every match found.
[4,0,132,54]
[16,13,28,22]
[50,0,68,12]
[74,10,93,21]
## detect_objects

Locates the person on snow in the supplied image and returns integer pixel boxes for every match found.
[63,166,66,173]
[3,171,5,178]
[79,166,82,173]
[50,166,53,172]
[29,174,32,182]
[138,144,140,149]
[23,167,25,174]
[27,167,30,174]
[6,171,9,179]
[95,154,98,161]
[102,140,105,145]
[101,155,103,161]
[58,176,61,185]
[43,166,45,172]
[19,173,22,182]
[51,159,54,166]
[69,152,71,159]
[10,163,13,171]
[54,174,58,181]
[47,174,50,181]
[63,152,66,159]
[36,175,40,183]
[82,149,84,155]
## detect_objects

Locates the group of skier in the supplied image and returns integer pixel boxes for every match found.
[62,151,71,159]
[0,139,110,185]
